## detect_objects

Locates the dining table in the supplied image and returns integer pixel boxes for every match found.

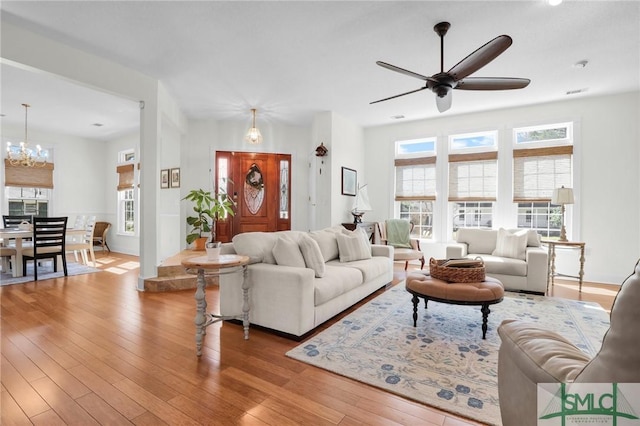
[0,228,85,277]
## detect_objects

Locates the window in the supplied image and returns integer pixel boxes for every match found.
[517,202,562,238]
[116,150,137,235]
[399,201,433,238]
[6,187,49,216]
[120,188,135,233]
[513,122,574,239]
[452,201,493,233]
[449,131,497,237]
[394,138,436,239]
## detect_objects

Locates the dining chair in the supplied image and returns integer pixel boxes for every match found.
[2,215,33,229]
[21,216,68,281]
[2,214,34,248]
[1,246,17,275]
[66,216,97,267]
[68,215,87,261]
[93,221,111,252]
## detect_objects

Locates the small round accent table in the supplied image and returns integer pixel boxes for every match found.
[406,273,504,339]
[182,254,250,356]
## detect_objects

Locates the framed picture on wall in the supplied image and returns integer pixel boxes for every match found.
[170,168,180,188]
[341,167,357,196]
[160,169,169,189]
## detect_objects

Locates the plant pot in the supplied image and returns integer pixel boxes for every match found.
[206,241,222,260]
[193,237,208,251]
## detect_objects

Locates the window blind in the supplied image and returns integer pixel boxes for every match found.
[513,146,573,201]
[4,159,54,189]
[117,163,135,190]
[448,152,498,201]
[394,157,436,201]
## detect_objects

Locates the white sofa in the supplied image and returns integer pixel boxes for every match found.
[445,228,548,294]
[219,226,394,338]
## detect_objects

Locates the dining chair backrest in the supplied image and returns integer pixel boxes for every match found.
[3,215,33,229]
[83,216,97,243]
[73,215,87,230]
[32,216,68,254]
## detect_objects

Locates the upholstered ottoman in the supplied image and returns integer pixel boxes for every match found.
[406,274,504,339]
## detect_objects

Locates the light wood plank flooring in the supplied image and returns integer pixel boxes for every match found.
[1,252,617,425]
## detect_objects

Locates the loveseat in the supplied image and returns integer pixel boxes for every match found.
[219,226,393,338]
[445,228,548,294]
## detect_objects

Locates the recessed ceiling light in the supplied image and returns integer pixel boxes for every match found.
[92,123,104,127]
[547,0,562,6]
[391,115,405,120]
[573,60,588,68]
[566,88,588,95]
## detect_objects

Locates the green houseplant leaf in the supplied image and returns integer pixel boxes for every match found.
[183,187,235,245]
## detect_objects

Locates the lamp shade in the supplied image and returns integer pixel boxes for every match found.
[551,186,574,205]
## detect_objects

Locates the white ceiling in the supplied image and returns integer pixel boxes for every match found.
[1,1,639,141]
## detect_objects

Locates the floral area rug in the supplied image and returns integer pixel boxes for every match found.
[286,284,610,425]
[0,261,101,286]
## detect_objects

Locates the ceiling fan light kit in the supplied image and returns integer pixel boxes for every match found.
[372,21,530,113]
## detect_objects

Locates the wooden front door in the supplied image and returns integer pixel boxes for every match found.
[215,151,291,241]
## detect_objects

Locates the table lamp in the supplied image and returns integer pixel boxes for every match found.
[552,185,574,242]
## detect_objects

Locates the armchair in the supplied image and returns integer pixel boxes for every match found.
[497,258,640,426]
[377,219,425,270]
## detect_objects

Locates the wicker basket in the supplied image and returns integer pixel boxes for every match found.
[429,257,486,283]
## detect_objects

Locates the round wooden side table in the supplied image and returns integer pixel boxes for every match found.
[181,254,250,356]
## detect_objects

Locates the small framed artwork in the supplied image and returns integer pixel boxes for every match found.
[170,168,181,188]
[341,167,357,196]
[160,169,169,189]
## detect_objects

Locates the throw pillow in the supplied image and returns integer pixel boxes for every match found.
[299,234,326,278]
[309,229,339,261]
[272,237,306,268]
[336,228,372,262]
[492,228,528,260]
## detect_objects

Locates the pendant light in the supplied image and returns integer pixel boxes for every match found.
[244,108,263,144]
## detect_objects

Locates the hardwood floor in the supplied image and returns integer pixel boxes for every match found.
[1,253,618,425]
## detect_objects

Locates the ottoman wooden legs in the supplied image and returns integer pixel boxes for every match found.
[406,274,505,340]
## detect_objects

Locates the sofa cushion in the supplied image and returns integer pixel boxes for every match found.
[493,228,528,260]
[327,256,390,283]
[456,228,498,254]
[309,227,341,261]
[272,236,305,268]
[480,254,527,276]
[336,228,372,262]
[314,265,363,306]
[299,234,326,278]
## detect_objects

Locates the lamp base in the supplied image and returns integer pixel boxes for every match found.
[352,211,365,224]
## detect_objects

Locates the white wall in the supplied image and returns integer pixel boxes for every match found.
[182,117,312,244]
[364,91,640,285]
[1,124,107,220]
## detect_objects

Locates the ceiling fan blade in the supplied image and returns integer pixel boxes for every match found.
[447,35,513,82]
[455,77,531,90]
[370,86,429,104]
[376,61,438,83]
[435,89,452,113]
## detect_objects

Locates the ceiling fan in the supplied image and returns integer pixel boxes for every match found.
[371,21,530,113]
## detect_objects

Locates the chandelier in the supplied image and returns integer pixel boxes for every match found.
[244,108,263,144]
[6,103,48,167]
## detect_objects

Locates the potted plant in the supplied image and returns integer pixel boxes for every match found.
[183,188,235,251]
